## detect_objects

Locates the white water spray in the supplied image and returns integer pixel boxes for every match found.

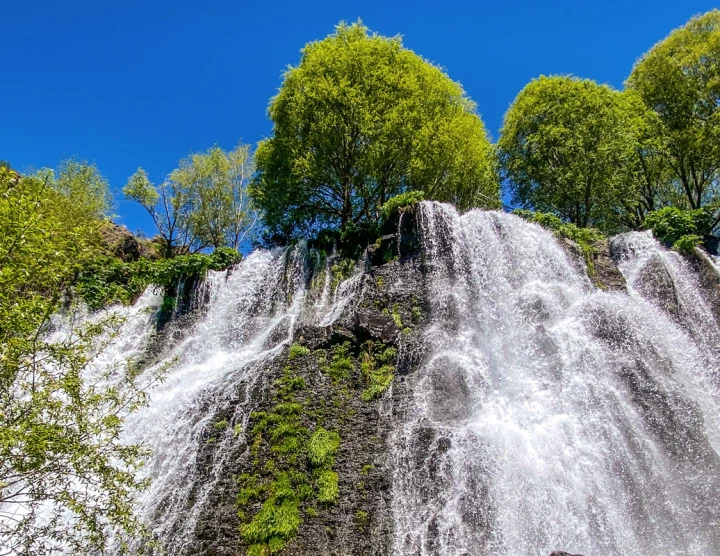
[391,203,720,555]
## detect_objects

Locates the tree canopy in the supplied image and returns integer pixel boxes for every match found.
[627,9,720,211]
[251,21,499,241]
[0,165,162,554]
[124,143,256,257]
[498,75,633,229]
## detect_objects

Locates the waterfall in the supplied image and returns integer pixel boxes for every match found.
[11,202,720,555]
[391,202,720,555]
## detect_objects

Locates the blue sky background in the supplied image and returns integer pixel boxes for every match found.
[2,0,717,235]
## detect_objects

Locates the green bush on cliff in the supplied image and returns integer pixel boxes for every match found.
[381,191,426,221]
[643,206,712,250]
[75,246,242,310]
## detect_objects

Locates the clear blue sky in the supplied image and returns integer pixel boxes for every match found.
[2,0,716,235]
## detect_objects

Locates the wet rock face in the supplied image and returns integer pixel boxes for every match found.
[172,214,427,556]
[557,237,627,292]
[684,251,720,325]
[594,239,626,292]
[633,253,681,317]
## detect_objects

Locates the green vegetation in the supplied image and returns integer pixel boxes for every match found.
[627,10,720,212]
[288,342,311,360]
[380,191,426,221]
[238,366,342,554]
[360,342,397,402]
[124,143,256,257]
[251,20,498,243]
[0,165,167,554]
[353,510,370,528]
[643,206,712,252]
[330,258,355,290]
[499,76,633,230]
[498,10,720,246]
[214,419,229,430]
[322,342,354,381]
[391,303,403,329]
[75,246,242,310]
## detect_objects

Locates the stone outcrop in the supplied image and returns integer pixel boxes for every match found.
[98,221,159,261]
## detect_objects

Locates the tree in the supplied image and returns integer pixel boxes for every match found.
[251,21,498,240]
[169,144,257,250]
[124,143,256,256]
[124,167,199,258]
[626,10,720,212]
[498,75,633,229]
[0,166,163,554]
[612,90,681,229]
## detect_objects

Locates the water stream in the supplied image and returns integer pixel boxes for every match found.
[391,203,720,555]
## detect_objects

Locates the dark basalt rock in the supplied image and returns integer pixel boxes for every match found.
[593,239,626,292]
[354,308,399,343]
[550,552,585,556]
[683,249,720,326]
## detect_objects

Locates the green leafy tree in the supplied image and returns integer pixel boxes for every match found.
[125,144,256,256]
[626,10,720,212]
[123,167,199,258]
[252,20,498,240]
[0,167,164,554]
[498,75,633,230]
[169,144,257,250]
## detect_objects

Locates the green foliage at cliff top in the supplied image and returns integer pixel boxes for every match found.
[252,20,498,242]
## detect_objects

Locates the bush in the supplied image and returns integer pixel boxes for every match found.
[75,247,242,310]
[380,191,426,221]
[643,206,713,247]
[673,234,703,253]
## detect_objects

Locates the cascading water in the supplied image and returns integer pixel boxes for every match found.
[391,202,720,555]
[15,202,720,555]
[111,243,366,554]
[114,247,308,553]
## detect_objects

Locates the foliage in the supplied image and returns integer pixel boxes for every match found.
[43,159,113,221]
[353,510,370,528]
[169,144,257,249]
[252,20,498,242]
[380,191,426,221]
[315,470,339,505]
[673,234,703,253]
[307,427,341,468]
[0,167,164,554]
[330,258,355,291]
[499,75,634,230]
[615,90,682,228]
[239,365,342,554]
[124,143,256,257]
[642,206,713,250]
[75,247,242,310]
[360,342,397,402]
[288,342,311,360]
[627,10,720,211]
[322,342,354,381]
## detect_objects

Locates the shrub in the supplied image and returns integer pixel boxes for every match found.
[288,342,310,360]
[673,234,703,253]
[643,206,713,247]
[380,191,426,221]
